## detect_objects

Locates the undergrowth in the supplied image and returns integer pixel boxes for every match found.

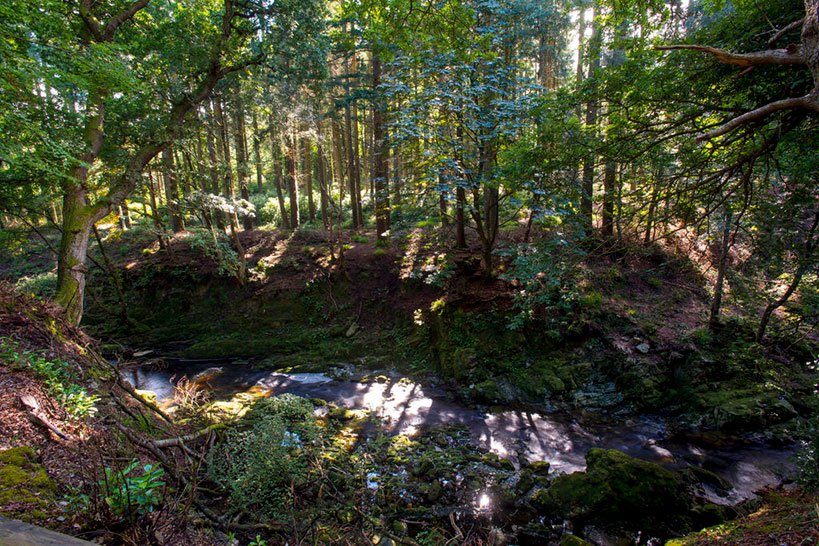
[0,336,98,419]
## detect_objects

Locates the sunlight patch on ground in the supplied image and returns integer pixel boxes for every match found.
[399,228,424,280]
[252,232,295,280]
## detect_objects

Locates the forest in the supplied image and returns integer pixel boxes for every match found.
[0,0,817,544]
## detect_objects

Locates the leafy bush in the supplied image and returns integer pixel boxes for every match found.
[186,228,240,277]
[207,394,321,518]
[101,460,166,518]
[499,238,585,330]
[0,337,98,419]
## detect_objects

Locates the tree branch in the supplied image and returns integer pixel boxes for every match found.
[102,0,151,41]
[78,0,104,41]
[768,18,805,48]
[698,94,819,140]
[656,44,804,67]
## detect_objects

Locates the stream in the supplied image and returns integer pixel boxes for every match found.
[122,358,796,506]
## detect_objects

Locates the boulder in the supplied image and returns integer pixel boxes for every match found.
[533,448,690,535]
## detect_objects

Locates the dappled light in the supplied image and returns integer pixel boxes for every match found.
[2,0,818,542]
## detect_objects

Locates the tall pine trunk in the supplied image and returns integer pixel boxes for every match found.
[372,53,390,239]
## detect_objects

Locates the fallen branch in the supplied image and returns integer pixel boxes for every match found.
[20,395,67,440]
[152,424,225,448]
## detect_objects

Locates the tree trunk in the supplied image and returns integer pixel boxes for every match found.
[251,110,263,192]
[456,187,466,248]
[270,123,290,229]
[205,105,225,230]
[709,209,734,329]
[233,96,253,230]
[344,102,360,229]
[318,140,330,230]
[286,132,300,229]
[55,185,93,324]
[146,166,168,250]
[162,147,185,232]
[214,97,235,203]
[756,209,818,340]
[303,137,316,223]
[372,53,390,239]
[331,118,346,225]
[602,158,616,238]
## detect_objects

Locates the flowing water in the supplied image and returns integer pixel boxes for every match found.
[122,358,796,504]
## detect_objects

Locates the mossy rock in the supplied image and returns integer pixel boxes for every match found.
[0,446,56,523]
[134,389,158,405]
[559,535,594,546]
[534,449,690,535]
[690,503,737,529]
[527,460,550,476]
[697,388,798,432]
[516,470,535,495]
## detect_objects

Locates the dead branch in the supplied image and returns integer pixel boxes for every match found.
[769,18,805,48]
[655,44,804,67]
[151,424,225,448]
[20,394,67,439]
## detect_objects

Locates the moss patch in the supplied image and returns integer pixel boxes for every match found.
[534,448,690,536]
[667,490,819,546]
[0,446,56,523]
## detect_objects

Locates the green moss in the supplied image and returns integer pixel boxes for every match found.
[559,535,593,546]
[535,449,690,535]
[0,447,56,523]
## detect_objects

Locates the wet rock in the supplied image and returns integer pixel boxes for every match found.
[527,460,550,476]
[690,503,737,529]
[482,452,515,471]
[516,470,535,495]
[682,466,732,497]
[559,534,594,546]
[328,363,355,380]
[191,366,223,386]
[533,449,690,535]
[573,380,624,410]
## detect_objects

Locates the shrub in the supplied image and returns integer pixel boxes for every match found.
[101,460,166,518]
[186,228,240,277]
[207,394,321,518]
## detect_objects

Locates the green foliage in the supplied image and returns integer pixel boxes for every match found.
[101,459,166,518]
[499,239,585,330]
[795,389,819,491]
[207,394,321,519]
[0,337,98,419]
[185,228,240,277]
